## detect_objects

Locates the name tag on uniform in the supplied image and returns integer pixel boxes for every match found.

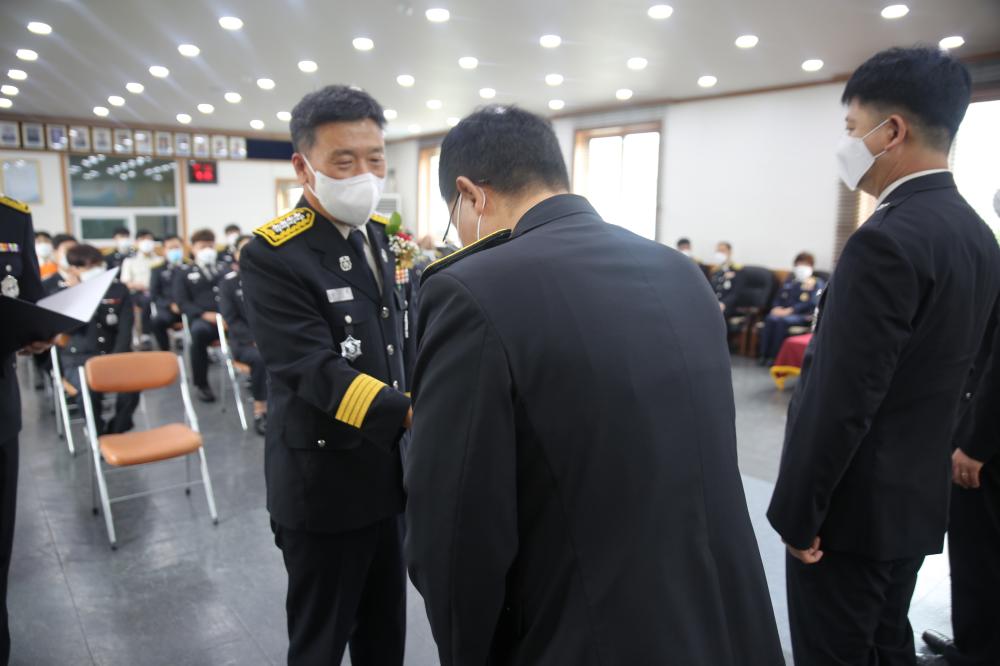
[327,287,354,303]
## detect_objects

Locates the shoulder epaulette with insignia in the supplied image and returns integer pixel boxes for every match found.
[101,247,114,256]
[151,258,165,268]
[225,271,238,280]
[254,207,315,246]
[0,196,30,214]
[420,229,512,286]
[731,262,743,270]
[370,213,390,225]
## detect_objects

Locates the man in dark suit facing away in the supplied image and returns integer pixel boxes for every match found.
[767,47,1000,666]
[406,106,784,666]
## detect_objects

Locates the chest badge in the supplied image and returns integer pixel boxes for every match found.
[380,248,389,264]
[106,312,118,326]
[339,255,353,272]
[188,271,201,282]
[340,335,362,362]
[1,275,18,298]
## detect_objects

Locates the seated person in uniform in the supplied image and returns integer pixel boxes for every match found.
[119,229,162,350]
[218,224,241,267]
[35,231,57,279]
[42,234,79,295]
[173,229,229,402]
[149,234,188,352]
[757,252,825,366]
[60,244,140,436]
[105,227,133,270]
[219,235,268,434]
[709,242,745,313]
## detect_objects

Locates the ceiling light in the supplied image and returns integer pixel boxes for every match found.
[298,60,318,72]
[480,88,496,98]
[126,82,144,93]
[225,92,241,102]
[549,100,564,110]
[426,8,450,21]
[257,78,274,89]
[698,76,718,87]
[459,57,478,69]
[616,89,633,100]
[108,96,125,106]
[353,38,374,50]
[881,5,908,18]
[427,99,442,109]
[381,109,398,120]
[28,22,52,34]
[176,113,191,123]
[939,36,964,49]
[628,57,648,70]
[277,111,291,121]
[545,74,563,86]
[8,70,26,80]
[178,44,200,56]
[648,5,673,18]
[0,86,18,96]
[801,60,823,71]
[735,35,758,48]
[397,74,415,86]
[198,103,214,113]
[408,124,421,134]
[94,106,109,116]
[149,66,169,77]
[16,50,37,61]
[0,99,10,109]
[219,16,243,29]
[447,117,459,126]
[540,35,561,48]
[250,119,264,129]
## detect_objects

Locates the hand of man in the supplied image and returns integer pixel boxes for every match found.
[784,537,824,564]
[201,312,218,324]
[719,302,726,312]
[953,447,984,489]
[18,336,57,357]
[170,303,180,314]
[403,407,413,429]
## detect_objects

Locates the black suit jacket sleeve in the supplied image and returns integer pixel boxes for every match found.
[768,225,919,550]
[965,312,1000,463]
[219,279,252,346]
[112,288,134,354]
[240,242,409,451]
[172,268,205,318]
[150,267,172,310]
[405,273,518,666]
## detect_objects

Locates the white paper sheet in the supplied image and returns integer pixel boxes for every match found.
[35,266,120,323]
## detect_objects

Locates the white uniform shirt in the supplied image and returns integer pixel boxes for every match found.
[119,252,161,290]
[330,220,383,294]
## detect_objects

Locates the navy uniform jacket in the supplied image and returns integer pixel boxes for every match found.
[0,196,45,442]
[406,194,782,665]
[105,247,133,270]
[173,260,229,318]
[217,244,237,268]
[42,271,71,296]
[768,172,1000,560]
[709,262,745,311]
[219,271,254,350]
[61,281,133,363]
[239,200,415,534]
[771,274,825,313]
[149,260,189,314]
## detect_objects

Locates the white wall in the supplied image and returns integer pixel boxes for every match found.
[0,149,67,235]
[385,140,419,232]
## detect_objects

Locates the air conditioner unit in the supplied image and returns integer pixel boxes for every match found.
[376,193,401,217]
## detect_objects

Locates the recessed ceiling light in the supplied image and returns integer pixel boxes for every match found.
[225,92,241,103]
[257,78,275,89]
[198,104,214,113]
[397,74,415,86]
[353,38,374,50]
[126,82,144,93]
[178,44,200,57]
[540,35,561,48]
[108,96,125,106]
[94,106,109,116]
[0,86,18,96]
[447,117,459,126]
[881,5,908,18]
[408,124,421,134]
[384,109,398,119]
[277,111,291,121]
[426,8,450,21]
[298,60,318,72]
[8,70,26,80]
[549,100,564,110]
[16,50,37,61]
[616,89,633,100]
[459,57,478,69]
[149,66,169,77]
[250,119,264,129]
[648,5,673,18]
[0,99,10,108]
[698,75,717,87]
[219,16,243,30]
[27,22,52,34]
[546,74,563,86]
[801,60,823,71]
[939,36,964,49]
[628,58,648,70]
[480,88,496,98]
[426,100,442,109]
[735,35,758,48]
[176,114,191,123]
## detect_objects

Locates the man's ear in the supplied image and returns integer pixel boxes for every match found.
[885,114,908,152]
[292,153,310,187]
[455,176,489,214]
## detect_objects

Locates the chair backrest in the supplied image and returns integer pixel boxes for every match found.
[85,351,178,393]
[814,269,832,284]
[736,266,777,310]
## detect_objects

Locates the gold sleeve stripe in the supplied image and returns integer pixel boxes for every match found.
[335,374,386,428]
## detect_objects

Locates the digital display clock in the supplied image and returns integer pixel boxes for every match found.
[187,160,217,184]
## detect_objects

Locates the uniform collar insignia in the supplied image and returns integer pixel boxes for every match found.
[254,208,316,246]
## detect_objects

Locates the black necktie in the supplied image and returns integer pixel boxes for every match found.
[347,229,378,288]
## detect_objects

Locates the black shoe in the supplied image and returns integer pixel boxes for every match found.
[196,385,216,402]
[916,655,948,665]
[253,413,267,435]
[922,630,955,656]
[756,356,770,366]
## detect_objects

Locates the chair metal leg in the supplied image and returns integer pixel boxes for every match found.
[227,360,248,431]
[219,356,227,412]
[139,393,151,431]
[80,366,116,548]
[198,447,219,524]
[57,383,75,456]
[185,454,191,495]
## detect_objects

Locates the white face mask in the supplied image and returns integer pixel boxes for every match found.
[302,156,385,227]
[196,247,218,265]
[138,239,156,255]
[79,264,106,282]
[794,265,813,281]
[58,253,70,270]
[36,242,53,259]
[836,118,891,191]
[714,251,730,265]
[679,248,692,257]
[226,232,240,246]
[116,237,131,252]
[993,189,1000,219]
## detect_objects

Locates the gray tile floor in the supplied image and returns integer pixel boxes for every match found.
[8,354,951,665]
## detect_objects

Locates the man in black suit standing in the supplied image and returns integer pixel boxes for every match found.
[767,47,1000,666]
[406,106,783,665]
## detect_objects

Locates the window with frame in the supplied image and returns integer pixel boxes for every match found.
[417,145,450,241]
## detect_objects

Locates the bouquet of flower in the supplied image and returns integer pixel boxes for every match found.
[385,212,420,287]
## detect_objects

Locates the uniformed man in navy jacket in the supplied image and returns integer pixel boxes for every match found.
[757,251,824,365]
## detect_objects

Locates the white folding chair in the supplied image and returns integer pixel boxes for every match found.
[216,315,249,431]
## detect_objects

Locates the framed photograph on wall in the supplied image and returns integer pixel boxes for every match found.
[92,127,112,153]
[113,128,133,153]
[0,122,19,148]
[192,133,209,158]
[211,135,229,159]
[46,124,69,150]
[229,136,247,160]
[0,158,42,203]
[133,130,152,155]
[174,132,191,157]
[155,131,173,156]
[69,125,90,152]
[21,122,44,149]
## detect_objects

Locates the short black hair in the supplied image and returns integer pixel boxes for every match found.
[677,238,691,248]
[35,231,52,242]
[235,235,252,250]
[191,229,215,244]
[163,234,182,244]
[719,241,732,251]
[438,105,570,204]
[290,85,386,154]
[224,224,240,234]
[66,244,105,268]
[842,46,971,152]
[794,252,815,266]
[112,227,130,237]
[52,234,77,249]
[136,229,154,240]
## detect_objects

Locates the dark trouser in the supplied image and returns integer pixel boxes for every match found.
[272,515,405,666]
[0,436,17,666]
[945,455,1000,666]
[132,292,152,338]
[787,549,924,666]
[232,344,267,402]
[759,313,807,359]
[151,308,181,353]
[189,318,219,388]
[64,359,141,436]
